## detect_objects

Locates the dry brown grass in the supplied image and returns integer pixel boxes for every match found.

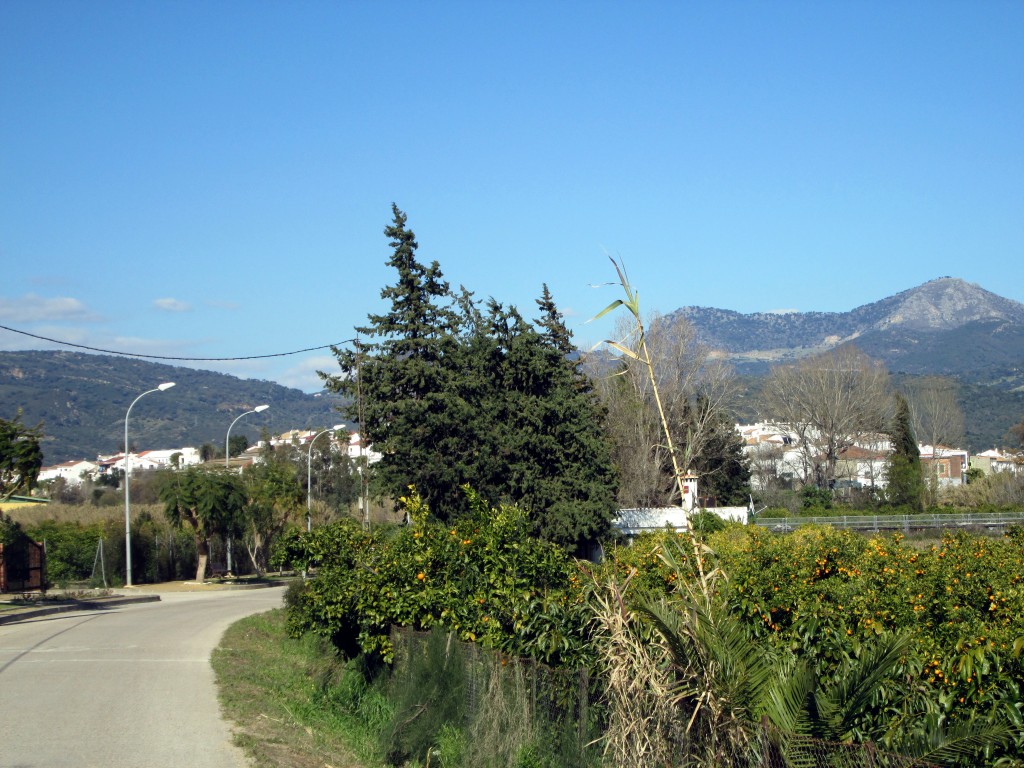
[5,502,165,526]
[589,567,677,768]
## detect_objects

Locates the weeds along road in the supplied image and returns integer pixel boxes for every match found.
[0,587,285,768]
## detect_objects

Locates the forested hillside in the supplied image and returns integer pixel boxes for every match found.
[0,351,348,464]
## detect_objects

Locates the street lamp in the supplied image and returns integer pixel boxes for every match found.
[224,405,269,576]
[307,425,345,532]
[124,382,175,587]
[225,405,269,468]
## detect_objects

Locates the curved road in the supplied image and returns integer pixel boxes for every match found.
[0,587,284,768]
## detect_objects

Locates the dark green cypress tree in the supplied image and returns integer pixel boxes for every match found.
[322,209,617,551]
[321,204,471,515]
[484,292,617,555]
[535,283,576,358]
[885,392,924,511]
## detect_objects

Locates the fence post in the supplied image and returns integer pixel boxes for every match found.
[578,666,589,746]
[864,739,876,768]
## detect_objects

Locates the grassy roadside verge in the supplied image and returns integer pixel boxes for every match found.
[212,608,389,768]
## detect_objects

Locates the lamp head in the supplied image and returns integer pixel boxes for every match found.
[254,404,270,413]
[158,382,176,391]
[332,424,345,431]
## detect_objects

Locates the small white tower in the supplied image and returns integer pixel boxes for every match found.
[680,473,699,513]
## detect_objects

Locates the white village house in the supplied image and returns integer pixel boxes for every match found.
[37,459,100,486]
[972,448,1023,477]
[614,473,750,539]
[40,447,201,486]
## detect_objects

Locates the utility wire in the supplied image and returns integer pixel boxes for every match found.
[0,323,355,362]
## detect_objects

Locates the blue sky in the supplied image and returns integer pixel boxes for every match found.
[2,1,1022,392]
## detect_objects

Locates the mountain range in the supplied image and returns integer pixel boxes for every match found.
[665,277,1024,451]
[667,277,1024,383]
[2,278,1022,464]
[0,351,348,465]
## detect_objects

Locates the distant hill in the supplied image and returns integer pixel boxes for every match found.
[663,277,1024,450]
[668,277,1024,383]
[7,277,1024,465]
[0,351,349,464]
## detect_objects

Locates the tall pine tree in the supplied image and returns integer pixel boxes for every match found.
[323,208,618,553]
[321,204,471,514]
[480,297,618,554]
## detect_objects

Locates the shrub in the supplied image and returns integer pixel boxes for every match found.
[285,488,591,666]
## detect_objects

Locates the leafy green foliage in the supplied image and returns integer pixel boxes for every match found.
[16,512,198,586]
[159,466,246,581]
[704,525,1024,763]
[240,458,304,573]
[283,489,591,667]
[322,207,616,553]
[0,411,43,501]
[0,511,26,547]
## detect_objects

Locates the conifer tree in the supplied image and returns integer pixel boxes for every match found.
[321,204,470,514]
[885,392,924,511]
[322,208,617,553]
[480,296,618,554]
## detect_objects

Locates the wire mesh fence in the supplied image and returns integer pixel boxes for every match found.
[389,625,602,767]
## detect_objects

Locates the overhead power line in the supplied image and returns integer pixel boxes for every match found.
[0,323,355,362]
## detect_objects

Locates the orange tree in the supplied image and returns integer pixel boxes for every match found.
[595,524,1024,762]
[279,488,592,666]
[706,525,1024,751]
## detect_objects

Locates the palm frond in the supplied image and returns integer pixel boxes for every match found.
[815,632,914,740]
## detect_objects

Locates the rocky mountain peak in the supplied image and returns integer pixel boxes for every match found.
[858,277,1024,332]
[663,278,1024,376]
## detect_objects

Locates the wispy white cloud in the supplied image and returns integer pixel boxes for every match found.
[154,298,192,312]
[0,294,101,323]
[277,355,338,392]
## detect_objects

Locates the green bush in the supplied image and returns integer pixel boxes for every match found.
[24,519,102,587]
[285,488,591,667]
[687,510,727,535]
[21,515,198,586]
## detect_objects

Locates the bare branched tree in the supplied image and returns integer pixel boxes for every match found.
[590,311,739,508]
[902,376,965,449]
[760,346,890,490]
[900,376,965,504]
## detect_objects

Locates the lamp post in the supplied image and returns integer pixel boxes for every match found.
[307,425,345,532]
[225,405,269,469]
[124,382,175,587]
[224,405,269,576]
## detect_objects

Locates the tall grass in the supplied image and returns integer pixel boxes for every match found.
[5,502,162,526]
[213,608,390,768]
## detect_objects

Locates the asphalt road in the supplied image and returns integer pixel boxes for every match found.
[0,587,285,768]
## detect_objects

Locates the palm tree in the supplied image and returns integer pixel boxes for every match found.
[596,537,1012,767]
